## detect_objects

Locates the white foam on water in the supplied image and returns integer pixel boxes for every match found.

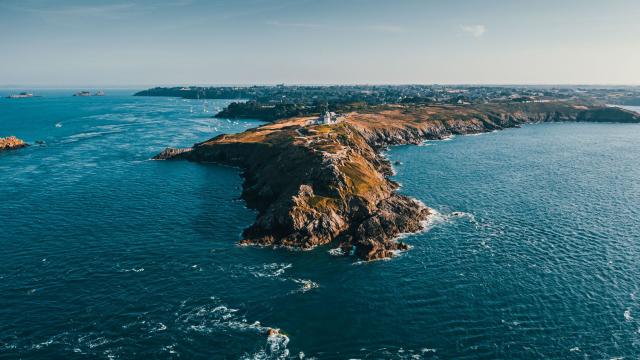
[624,308,632,321]
[569,347,580,352]
[104,350,117,360]
[32,338,55,350]
[250,263,292,278]
[328,247,345,256]
[177,297,287,346]
[84,336,110,349]
[162,344,178,354]
[421,209,477,232]
[241,333,290,360]
[151,322,167,332]
[291,279,319,293]
[420,208,447,231]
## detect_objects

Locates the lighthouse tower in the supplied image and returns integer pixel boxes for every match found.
[322,111,332,124]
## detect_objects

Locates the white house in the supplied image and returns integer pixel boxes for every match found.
[318,111,338,125]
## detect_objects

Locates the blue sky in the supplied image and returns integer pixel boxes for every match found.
[1,0,639,86]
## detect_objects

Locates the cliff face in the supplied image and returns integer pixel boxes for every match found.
[0,136,28,152]
[155,103,640,261]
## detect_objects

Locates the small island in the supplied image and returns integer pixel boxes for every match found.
[0,136,28,152]
[153,99,640,261]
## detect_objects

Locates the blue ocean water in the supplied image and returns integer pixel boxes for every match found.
[1,93,640,359]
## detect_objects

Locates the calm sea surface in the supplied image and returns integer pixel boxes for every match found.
[1,91,640,359]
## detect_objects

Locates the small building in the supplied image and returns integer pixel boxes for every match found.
[318,111,338,125]
[307,111,344,126]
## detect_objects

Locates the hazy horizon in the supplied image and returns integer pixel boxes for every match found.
[2,0,639,86]
[3,83,640,90]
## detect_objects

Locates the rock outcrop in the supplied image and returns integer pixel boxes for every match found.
[0,136,28,152]
[158,102,640,261]
[152,147,192,160]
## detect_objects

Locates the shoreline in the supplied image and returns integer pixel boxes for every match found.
[155,102,640,261]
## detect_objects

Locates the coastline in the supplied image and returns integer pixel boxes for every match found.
[155,102,640,261]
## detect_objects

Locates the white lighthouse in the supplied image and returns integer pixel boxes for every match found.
[319,111,338,125]
[322,111,332,124]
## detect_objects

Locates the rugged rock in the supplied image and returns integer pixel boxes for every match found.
[152,147,192,160]
[0,136,28,152]
[156,102,640,261]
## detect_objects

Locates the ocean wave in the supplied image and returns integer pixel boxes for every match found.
[176,298,292,360]
[249,263,292,278]
[242,263,319,294]
[321,346,438,359]
[151,322,167,332]
[179,298,265,334]
[291,279,319,293]
[421,209,477,231]
[60,130,123,144]
[241,331,291,360]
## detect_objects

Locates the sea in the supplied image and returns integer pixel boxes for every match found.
[1,90,640,359]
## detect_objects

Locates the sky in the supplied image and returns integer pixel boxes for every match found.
[1,0,639,86]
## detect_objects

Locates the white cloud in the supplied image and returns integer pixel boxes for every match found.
[461,24,487,38]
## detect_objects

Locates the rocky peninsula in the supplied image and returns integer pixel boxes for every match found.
[155,102,640,261]
[0,136,28,152]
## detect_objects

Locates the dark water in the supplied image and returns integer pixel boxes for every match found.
[1,93,640,359]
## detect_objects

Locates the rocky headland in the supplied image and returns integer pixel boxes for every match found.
[155,102,640,261]
[0,136,28,152]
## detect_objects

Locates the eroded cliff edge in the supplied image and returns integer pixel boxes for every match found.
[155,103,640,260]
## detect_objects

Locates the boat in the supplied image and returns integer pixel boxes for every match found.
[6,92,34,99]
[94,90,105,96]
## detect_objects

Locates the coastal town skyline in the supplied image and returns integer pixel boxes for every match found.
[1,0,639,86]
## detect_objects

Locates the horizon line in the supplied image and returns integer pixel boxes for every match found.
[2,83,640,89]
